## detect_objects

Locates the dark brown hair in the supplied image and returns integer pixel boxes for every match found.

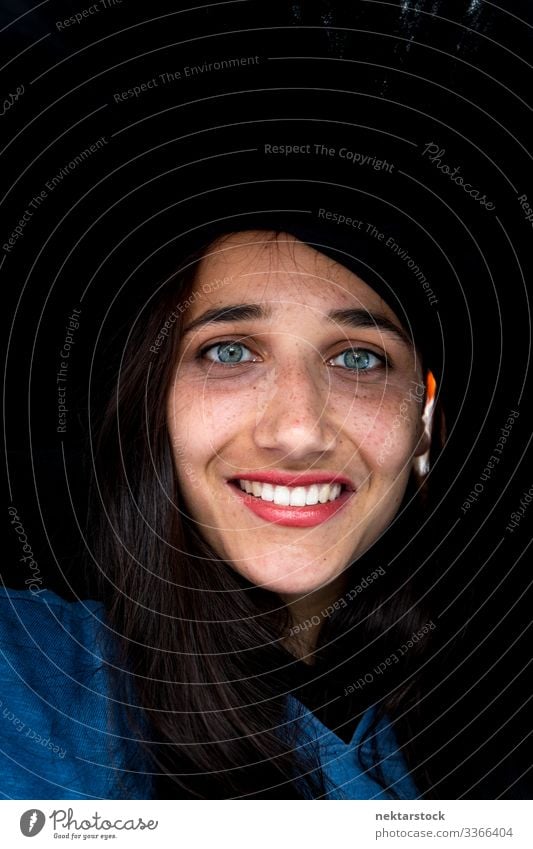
[88,232,447,799]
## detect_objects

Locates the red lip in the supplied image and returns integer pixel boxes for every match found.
[227,480,355,527]
[229,471,355,491]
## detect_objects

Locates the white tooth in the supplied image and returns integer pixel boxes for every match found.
[305,484,319,505]
[273,485,291,506]
[238,479,344,505]
[261,483,275,502]
[289,486,307,507]
[318,484,331,503]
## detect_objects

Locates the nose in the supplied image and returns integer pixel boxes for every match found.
[253,356,338,459]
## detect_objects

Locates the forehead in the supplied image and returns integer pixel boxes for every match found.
[187,230,399,321]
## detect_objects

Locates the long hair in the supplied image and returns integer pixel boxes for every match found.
[88,233,449,799]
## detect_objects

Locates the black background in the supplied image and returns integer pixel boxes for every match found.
[2,0,533,798]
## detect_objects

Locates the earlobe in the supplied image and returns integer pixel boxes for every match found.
[412,371,436,477]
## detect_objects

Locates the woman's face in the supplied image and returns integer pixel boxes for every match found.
[166,231,431,604]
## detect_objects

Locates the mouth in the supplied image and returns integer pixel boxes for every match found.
[228,478,351,506]
[226,477,356,527]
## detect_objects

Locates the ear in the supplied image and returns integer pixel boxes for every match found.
[412,371,436,477]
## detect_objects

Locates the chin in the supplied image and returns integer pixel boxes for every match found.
[231,560,344,598]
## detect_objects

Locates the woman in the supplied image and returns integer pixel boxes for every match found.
[3,0,530,804]
[1,217,448,800]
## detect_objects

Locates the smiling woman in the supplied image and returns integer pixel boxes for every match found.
[66,220,447,801]
[1,0,530,809]
[166,232,433,645]
[0,218,447,802]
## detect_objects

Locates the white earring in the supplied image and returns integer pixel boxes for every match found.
[413,452,431,477]
[414,372,436,478]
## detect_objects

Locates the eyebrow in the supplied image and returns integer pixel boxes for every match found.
[182,303,413,348]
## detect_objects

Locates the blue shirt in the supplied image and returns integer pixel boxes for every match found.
[0,587,418,800]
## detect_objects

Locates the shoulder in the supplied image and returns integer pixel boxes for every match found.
[0,587,151,800]
[0,586,110,693]
[0,585,106,649]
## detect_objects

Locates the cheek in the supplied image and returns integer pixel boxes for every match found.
[166,382,251,473]
[351,393,422,469]
[166,387,201,487]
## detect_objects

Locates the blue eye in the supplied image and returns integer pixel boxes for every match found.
[198,341,386,372]
[200,341,254,365]
[330,348,385,371]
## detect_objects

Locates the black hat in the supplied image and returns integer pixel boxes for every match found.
[4,0,531,596]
